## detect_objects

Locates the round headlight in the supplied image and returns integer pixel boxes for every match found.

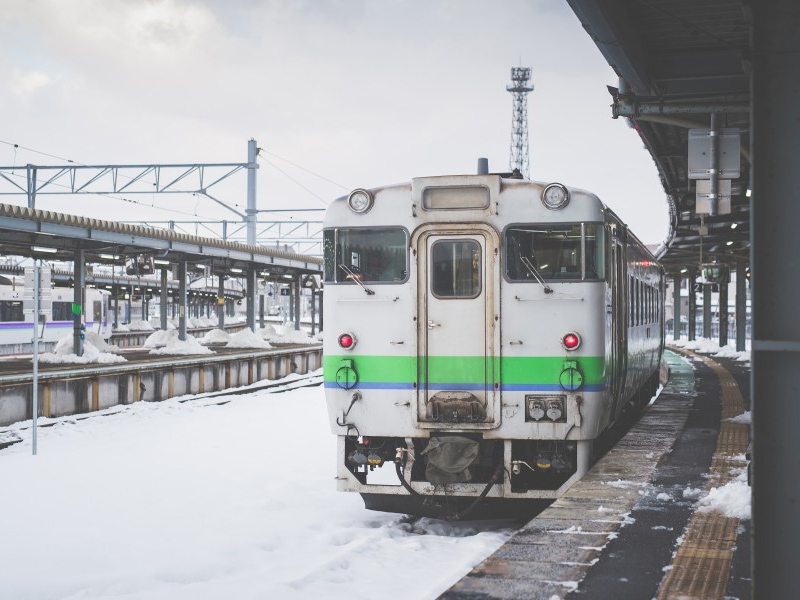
[347,189,374,214]
[541,183,570,210]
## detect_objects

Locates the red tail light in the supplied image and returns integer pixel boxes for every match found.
[562,332,581,350]
[338,332,356,350]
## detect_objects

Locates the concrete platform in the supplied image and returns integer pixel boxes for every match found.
[441,348,751,600]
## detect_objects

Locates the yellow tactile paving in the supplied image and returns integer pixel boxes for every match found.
[657,348,749,600]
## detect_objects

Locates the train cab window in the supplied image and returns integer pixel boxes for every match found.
[430,239,481,298]
[505,223,604,282]
[323,227,408,284]
[0,300,23,322]
[584,224,604,279]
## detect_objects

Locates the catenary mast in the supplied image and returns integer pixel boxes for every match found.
[507,67,534,178]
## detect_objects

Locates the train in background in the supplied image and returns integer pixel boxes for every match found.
[323,171,664,519]
[0,268,111,348]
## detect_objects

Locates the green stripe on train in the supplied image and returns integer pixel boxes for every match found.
[323,355,605,384]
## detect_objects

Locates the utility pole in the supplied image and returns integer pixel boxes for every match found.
[507,67,534,178]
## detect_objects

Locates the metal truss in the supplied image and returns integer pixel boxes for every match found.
[0,162,251,213]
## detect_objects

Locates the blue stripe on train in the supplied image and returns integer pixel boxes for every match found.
[323,381,604,392]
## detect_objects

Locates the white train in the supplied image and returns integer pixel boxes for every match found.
[323,173,664,519]
[0,270,112,348]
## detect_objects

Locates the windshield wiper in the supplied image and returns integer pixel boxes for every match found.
[519,255,553,294]
[339,264,375,295]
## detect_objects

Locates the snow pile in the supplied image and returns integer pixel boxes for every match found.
[200,329,231,345]
[697,461,751,520]
[225,328,272,349]
[144,329,178,348]
[671,337,721,354]
[0,378,513,599]
[38,334,127,364]
[713,345,750,362]
[148,318,176,330]
[86,331,121,353]
[113,323,130,332]
[670,337,750,362]
[265,324,318,344]
[126,320,155,332]
[148,332,214,355]
[726,411,751,424]
[189,316,217,328]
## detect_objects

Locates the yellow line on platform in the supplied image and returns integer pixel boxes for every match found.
[657,348,749,600]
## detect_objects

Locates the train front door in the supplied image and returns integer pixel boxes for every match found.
[416,227,499,427]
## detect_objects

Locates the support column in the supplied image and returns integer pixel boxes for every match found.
[752,2,800,596]
[217,276,225,329]
[73,249,85,356]
[259,290,265,331]
[703,283,712,338]
[113,286,119,329]
[736,260,747,351]
[160,268,168,330]
[246,267,257,332]
[687,270,697,341]
[246,139,258,246]
[318,289,323,333]
[719,273,729,347]
[178,261,187,341]
[294,275,301,331]
[672,272,681,341]
[310,289,317,336]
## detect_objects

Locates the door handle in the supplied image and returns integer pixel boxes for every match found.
[427,320,441,330]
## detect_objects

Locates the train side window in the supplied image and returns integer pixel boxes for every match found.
[52,301,71,321]
[430,239,481,298]
[629,276,634,326]
[583,224,605,279]
[94,301,102,323]
[323,227,408,284]
[0,300,23,322]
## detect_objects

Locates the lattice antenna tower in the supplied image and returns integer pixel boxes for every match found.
[507,67,534,178]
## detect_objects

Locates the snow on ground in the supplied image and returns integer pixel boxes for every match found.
[149,333,214,355]
[38,333,127,364]
[126,320,155,332]
[697,458,751,520]
[0,373,513,599]
[669,337,750,362]
[200,329,231,345]
[225,328,272,349]
[264,324,317,345]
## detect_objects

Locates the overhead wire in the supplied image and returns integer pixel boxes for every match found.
[258,148,351,191]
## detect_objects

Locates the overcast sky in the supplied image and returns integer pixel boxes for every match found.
[0,0,669,245]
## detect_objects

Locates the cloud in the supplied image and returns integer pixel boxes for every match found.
[10,69,55,99]
[0,0,670,244]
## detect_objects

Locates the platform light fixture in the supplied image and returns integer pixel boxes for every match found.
[230,267,243,273]
[32,246,57,254]
[153,259,170,266]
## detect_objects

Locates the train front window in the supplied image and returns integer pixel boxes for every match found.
[430,239,482,298]
[505,223,604,281]
[323,227,408,284]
